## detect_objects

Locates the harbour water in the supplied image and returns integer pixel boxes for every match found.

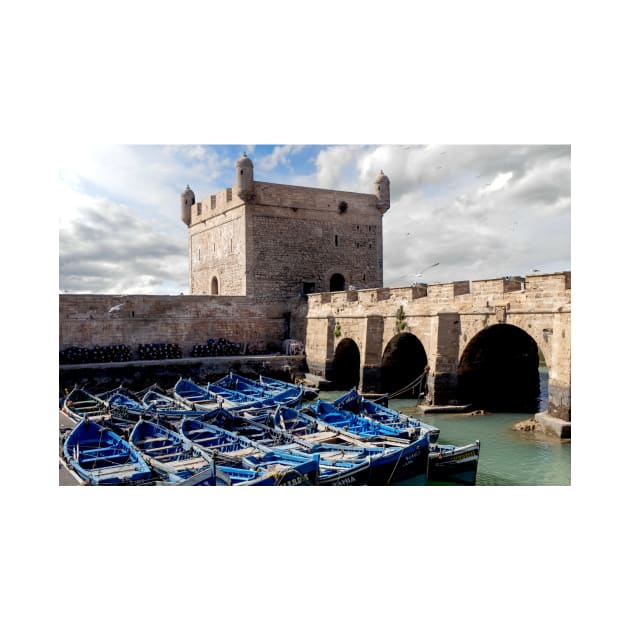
[320,368,571,486]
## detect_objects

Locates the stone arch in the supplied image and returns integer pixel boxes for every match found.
[210,276,219,295]
[458,323,541,412]
[330,273,346,292]
[381,332,428,398]
[331,337,360,389]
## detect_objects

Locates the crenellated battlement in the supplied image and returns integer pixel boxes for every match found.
[307,272,570,311]
[182,155,389,298]
[190,187,238,225]
[303,270,571,427]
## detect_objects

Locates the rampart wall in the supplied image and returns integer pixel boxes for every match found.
[304,272,571,420]
[59,294,302,353]
[58,272,571,424]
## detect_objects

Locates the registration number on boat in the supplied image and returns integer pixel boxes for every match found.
[442,451,473,462]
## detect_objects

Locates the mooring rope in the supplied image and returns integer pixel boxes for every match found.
[385,444,406,485]
[372,370,427,403]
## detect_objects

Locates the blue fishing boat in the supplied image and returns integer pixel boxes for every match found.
[260,374,318,400]
[429,441,481,485]
[306,399,412,440]
[139,388,217,430]
[331,391,480,485]
[63,419,152,485]
[62,386,110,424]
[99,388,149,434]
[274,405,430,485]
[142,388,196,414]
[129,419,219,484]
[172,377,224,412]
[333,388,440,442]
[204,381,271,411]
[213,372,303,407]
[257,374,304,405]
[180,417,319,485]
[205,408,374,485]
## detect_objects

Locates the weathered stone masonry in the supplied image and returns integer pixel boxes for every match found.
[60,154,570,428]
[181,153,389,300]
[303,273,571,422]
[59,294,301,353]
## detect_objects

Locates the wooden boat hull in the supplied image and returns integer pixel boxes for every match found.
[180,417,319,486]
[63,419,152,485]
[206,409,374,486]
[307,400,410,440]
[62,387,110,424]
[140,389,215,430]
[255,374,305,406]
[205,381,272,411]
[215,372,304,407]
[300,402,431,484]
[365,436,430,485]
[429,441,480,485]
[172,377,223,412]
[333,388,440,442]
[272,406,430,485]
[129,419,217,484]
[271,443,372,486]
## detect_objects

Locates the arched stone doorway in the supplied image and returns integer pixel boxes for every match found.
[381,332,428,398]
[458,323,540,412]
[330,273,345,292]
[331,338,360,390]
[210,276,219,295]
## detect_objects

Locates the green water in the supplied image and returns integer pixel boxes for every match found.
[319,390,571,486]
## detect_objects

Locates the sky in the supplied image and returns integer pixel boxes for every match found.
[58,143,570,294]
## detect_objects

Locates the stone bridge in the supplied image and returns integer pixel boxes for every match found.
[303,272,571,430]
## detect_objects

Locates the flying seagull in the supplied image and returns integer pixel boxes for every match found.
[108,303,125,313]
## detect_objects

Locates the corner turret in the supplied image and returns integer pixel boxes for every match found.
[235,152,255,201]
[374,170,390,213]
[180,185,195,226]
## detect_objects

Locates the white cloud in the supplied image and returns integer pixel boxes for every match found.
[256,145,305,172]
[487,171,513,192]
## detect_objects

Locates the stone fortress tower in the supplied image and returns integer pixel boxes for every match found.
[180,153,390,300]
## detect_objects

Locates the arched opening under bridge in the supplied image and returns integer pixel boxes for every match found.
[331,338,360,390]
[458,324,541,412]
[381,332,428,398]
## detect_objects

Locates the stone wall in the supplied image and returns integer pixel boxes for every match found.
[59,294,302,355]
[304,272,571,416]
[189,205,247,296]
[187,179,384,299]
[59,272,571,421]
[250,182,383,299]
